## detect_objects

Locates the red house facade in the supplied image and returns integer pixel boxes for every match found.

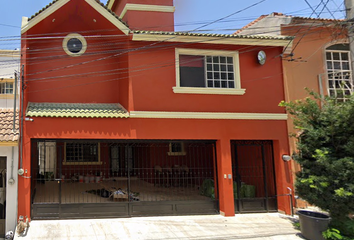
[19,0,294,220]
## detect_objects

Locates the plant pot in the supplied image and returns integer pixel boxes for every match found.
[297,210,331,240]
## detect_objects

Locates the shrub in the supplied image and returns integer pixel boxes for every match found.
[280,91,354,238]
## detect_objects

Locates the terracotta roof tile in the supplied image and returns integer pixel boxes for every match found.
[235,12,344,34]
[234,14,269,34]
[0,109,19,143]
[26,102,129,118]
[132,30,294,41]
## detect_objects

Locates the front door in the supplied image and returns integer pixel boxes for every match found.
[231,140,277,213]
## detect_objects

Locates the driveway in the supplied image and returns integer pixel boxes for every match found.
[14,213,303,240]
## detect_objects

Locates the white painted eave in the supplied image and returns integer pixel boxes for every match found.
[132,34,293,47]
[21,0,130,35]
[21,0,71,34]
[119,4,175,19]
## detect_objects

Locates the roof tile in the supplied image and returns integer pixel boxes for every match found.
[0,109,19,143]
[132,30,294,41]
[26,102,129,118]
[235,12,344,34]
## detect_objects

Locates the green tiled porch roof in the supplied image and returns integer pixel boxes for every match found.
[26,102,129,118]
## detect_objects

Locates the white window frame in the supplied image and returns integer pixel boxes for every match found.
[63,142,102,165]
[168,142,186,156]
[173,48,245,95]
[0,79,14,98]
[325,49,352,100]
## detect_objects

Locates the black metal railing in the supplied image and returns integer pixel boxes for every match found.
[31,140,218,205]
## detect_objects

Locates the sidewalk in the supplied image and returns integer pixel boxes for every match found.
[14,213,303,240]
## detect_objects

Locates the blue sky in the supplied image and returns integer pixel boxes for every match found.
[0,0,345,50]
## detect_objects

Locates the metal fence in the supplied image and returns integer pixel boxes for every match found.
[31,140,218,206]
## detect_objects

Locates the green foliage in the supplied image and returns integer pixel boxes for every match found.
[322,228,343,240]
[292,222,300,230]
[200,179,215,199]
[280,90,354,237]
[322,227,354,240]
[331,218,354,238]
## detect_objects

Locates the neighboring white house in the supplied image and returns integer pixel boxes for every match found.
[0,49,20,237]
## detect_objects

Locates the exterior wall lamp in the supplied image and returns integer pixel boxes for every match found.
[282,154,292,162]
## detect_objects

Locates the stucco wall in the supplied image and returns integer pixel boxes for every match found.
[0,146,18,233]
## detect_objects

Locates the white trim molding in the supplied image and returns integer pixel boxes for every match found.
[129,111,288,120]
[21,0,70,34]
[107,0,115,10]
[119,4,175,19]
[172,87,246,95]
[85,0,130,35]
[132,34,293,47]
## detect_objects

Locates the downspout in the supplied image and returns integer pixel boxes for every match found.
[10,71,18,181]
[318,74,324,107]
[12,72,17,133]
[19,65,24,169]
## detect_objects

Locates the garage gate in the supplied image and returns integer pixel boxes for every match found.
[31,140,219,219]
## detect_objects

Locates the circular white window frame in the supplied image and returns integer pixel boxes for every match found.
[62,33,87,57]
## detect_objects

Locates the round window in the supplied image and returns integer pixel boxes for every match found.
[62,33,87,57]
[67,38,83,53]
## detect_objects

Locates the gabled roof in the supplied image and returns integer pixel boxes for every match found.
[0,109,19,144]
[26,102,129,118]
[234,14,269,34]
[235,12,344,35]
[22,0,130,35]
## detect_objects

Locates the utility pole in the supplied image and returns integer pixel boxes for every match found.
[345,0,354,87]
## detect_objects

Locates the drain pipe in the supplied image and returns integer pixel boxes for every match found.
[276,187,294,216]
[287,187,294,216]
[12,72,18,133]
[19,65,24,170]
[318,74,326,107]
[9,72,18,184]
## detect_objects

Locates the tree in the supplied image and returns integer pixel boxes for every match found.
[279,91,354,238]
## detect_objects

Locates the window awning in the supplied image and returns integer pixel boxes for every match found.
[26,102,129,118]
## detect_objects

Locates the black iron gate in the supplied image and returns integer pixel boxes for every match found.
[231,140,277,213]
[31,140,219,219]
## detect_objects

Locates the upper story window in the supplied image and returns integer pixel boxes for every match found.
[0,81,13,94]
[173,48,245,95]
[0,80,14,99]
[325,44,352,100]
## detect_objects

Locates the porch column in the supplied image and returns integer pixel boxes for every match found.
[216,139,235,216]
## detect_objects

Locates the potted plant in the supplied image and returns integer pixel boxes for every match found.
[280,91,354,240]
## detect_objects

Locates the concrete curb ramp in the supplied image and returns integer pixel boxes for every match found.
[14,213,303,240]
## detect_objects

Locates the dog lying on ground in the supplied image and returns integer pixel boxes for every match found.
[17,216,29,235]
